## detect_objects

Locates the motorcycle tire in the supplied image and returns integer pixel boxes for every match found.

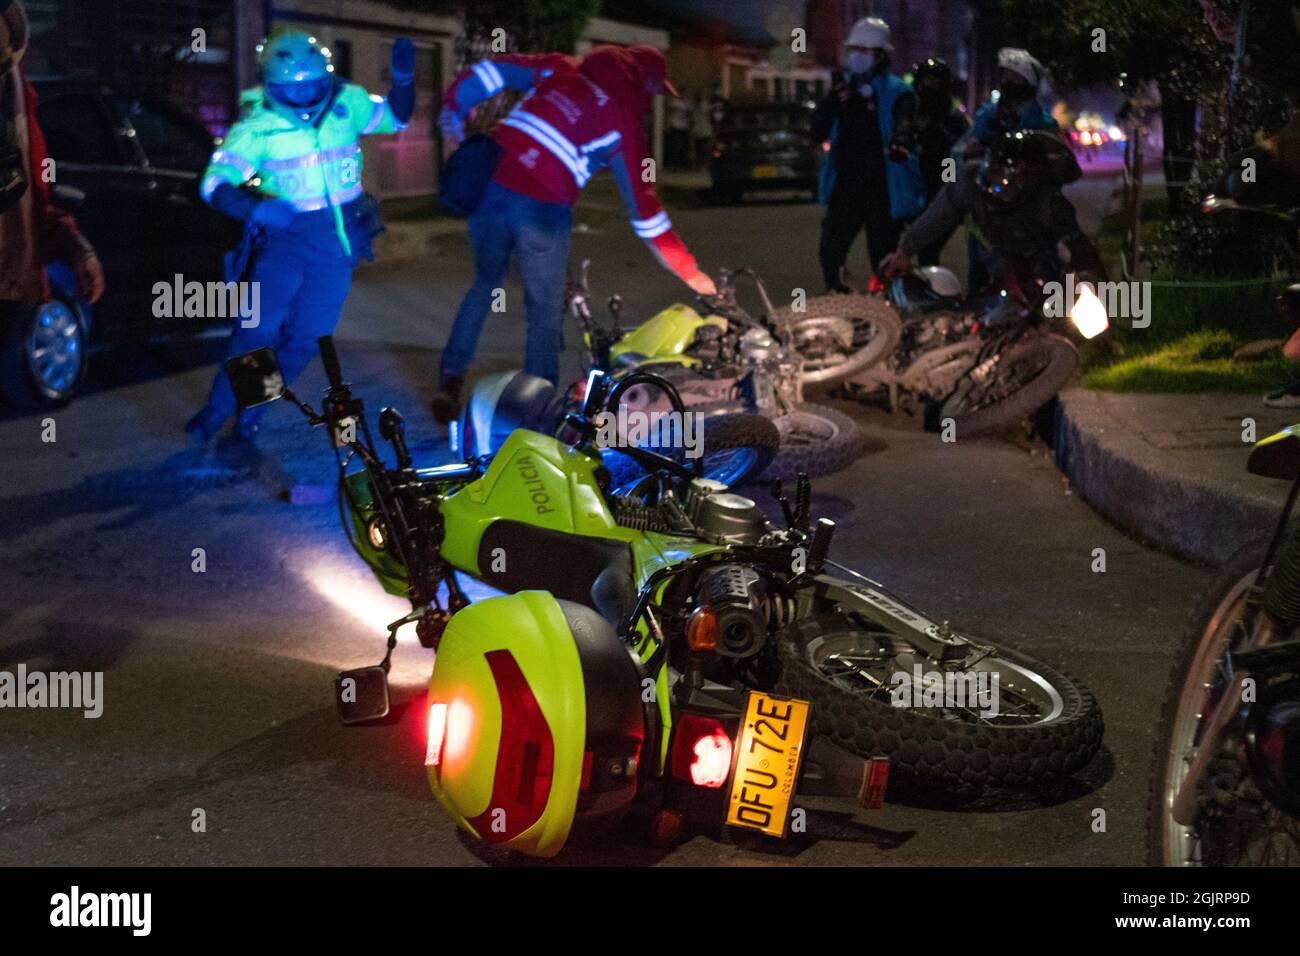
[602,411,780,490]
[770,293,902,387]
[1146,533,1275,867]
[765,403,865,481]
[776,616,1104,789]
[936,333,1078,437]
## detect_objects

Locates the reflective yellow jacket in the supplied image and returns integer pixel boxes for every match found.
[202,82,405,255]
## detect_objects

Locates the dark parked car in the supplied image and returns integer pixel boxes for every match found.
[708,100,821,204]
[0,79,239,410]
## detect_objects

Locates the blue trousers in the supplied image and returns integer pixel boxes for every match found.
[440,181,573,385]
[205,229,355,423]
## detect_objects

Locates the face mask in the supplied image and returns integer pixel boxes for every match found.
[846,52,877,76]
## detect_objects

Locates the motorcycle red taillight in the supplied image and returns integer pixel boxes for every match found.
[670,713,733,789]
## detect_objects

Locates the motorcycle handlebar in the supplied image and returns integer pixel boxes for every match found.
[318,336,344,389]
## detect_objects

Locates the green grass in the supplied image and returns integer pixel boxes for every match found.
[1084,195,1294,394]
[1081,328,1292,393]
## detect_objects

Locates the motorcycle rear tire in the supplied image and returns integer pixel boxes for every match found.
[776,617,1104,789]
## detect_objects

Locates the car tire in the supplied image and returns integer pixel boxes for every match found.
[0,288,89,412]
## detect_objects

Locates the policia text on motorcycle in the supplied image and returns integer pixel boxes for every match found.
[185,29,415,445]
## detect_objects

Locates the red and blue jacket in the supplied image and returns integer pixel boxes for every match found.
[444,51,702,284]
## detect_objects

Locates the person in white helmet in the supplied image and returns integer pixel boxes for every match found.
[812,15,925,293]
[959,48,1058,159]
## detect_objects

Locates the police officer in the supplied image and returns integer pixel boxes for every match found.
[812,16,926,293]
[186,29,415,444]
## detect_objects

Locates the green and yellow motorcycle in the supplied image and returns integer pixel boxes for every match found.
[458,262,893,481]
[226,336,1102,858]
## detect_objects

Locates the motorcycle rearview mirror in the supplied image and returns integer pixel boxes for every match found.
[379,407,413,469]
[224,348,286,411]
[334,665,391,725]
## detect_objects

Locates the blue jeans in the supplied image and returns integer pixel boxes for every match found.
[205,221,355,424]
[440,181,572,385]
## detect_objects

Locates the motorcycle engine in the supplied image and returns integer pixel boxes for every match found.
[738,327,802,412]
[685,478,768,545]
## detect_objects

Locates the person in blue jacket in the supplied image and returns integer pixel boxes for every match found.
[812,16,926,293]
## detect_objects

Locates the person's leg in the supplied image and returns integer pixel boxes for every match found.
[818,185,867,292]
[231,249,354,441]
[274,255,355,385]
[439,188,514,383]
[514,196,573,385]
[190,241,302,440]
[863,193,904,278]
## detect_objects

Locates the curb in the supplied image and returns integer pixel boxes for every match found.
[1053,389,1283,565]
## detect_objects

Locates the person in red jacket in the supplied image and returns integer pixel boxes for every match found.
[431,44,716,423]
[1,0,104,409]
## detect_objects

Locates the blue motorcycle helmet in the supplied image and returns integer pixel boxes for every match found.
[258,29,335,113]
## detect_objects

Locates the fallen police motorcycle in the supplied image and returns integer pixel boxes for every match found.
[226,336,1103,858]
[457,262,870,482]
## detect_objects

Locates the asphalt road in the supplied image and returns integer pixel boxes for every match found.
[0,185,1210,866]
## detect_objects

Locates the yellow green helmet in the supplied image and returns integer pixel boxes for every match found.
[424,592,645,858]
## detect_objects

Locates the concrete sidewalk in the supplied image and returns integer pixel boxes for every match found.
[1055,389,1294,564]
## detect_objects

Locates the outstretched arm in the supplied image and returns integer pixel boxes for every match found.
[607,131,714,295]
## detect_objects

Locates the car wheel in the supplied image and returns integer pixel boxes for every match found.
[0,290,89,411]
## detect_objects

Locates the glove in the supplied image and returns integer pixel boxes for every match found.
[880,249,915,279]
[439,107,464,146]
[685,271,718,297]
[250,198,297,229]
[391,38,415,85]
[74,254,105,304]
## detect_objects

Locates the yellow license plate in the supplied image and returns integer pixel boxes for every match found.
[751,164,779,179]
[726,690,811,838]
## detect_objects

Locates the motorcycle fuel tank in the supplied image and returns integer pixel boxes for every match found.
[610,303,727,363]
